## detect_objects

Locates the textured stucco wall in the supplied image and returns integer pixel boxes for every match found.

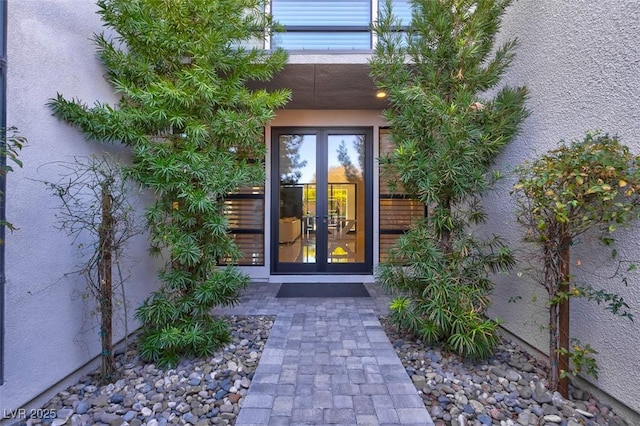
[487,0,640,415]
[1,1,159,413]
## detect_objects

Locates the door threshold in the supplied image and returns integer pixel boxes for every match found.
[269,275,375,284]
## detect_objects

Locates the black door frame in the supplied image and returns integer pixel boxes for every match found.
[270,127,373,274]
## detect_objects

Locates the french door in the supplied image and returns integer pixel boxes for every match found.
[271,127,373,274]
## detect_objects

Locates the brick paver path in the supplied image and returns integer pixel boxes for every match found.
[214,283,434,426]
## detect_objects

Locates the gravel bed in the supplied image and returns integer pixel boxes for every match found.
[11,313,632,426]
[380,316,629,426]
[15,315,274,426]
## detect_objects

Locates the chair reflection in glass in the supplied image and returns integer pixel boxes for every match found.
[303,214,315,239]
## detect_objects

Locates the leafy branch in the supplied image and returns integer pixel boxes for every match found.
[43,154,144,382]
[513,131,640,395]
[1,127,28,234]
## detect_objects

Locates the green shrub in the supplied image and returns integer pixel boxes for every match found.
[513,132,640,393]
[49,0,289,366]
[371,0,527,358]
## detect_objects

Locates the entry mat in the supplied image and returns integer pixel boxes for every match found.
[276,282,370,298]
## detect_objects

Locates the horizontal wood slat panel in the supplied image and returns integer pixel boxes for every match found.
[379,198,424,229]
[225,233,264,266]
[378,128,424,263]
[227,186,265,196]
[225,198,264,229]
[379,234,402,263]
[222,187,265,266]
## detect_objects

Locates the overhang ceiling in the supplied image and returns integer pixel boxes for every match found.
[249,63,389,110]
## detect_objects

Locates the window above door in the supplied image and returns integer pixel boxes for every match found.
[266,0,412,51]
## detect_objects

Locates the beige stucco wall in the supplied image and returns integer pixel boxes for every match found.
[1,1,160,414]
[487,0,640,416]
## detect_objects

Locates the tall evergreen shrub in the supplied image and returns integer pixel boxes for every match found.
[49,0,289,366]
[370,0,527,358]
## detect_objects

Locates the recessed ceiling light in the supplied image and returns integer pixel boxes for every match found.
[375,91,387,99]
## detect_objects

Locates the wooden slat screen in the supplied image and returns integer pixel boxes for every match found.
[227,233,264,265]
[378,129,425,263]
[221,186,265,266]
[380,198,424,230]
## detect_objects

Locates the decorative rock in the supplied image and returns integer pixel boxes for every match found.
[70,414,86,426]
[575,408,595,418]
[477,414,492,425]
[543,414,562,423]
[381,316,622,426]
[469,399,484,413]
[533,382,552,404]
[517,411,530,425]
[506,370,520,382]
[240,377,251,388]
[571,389,585,400]
[491,367,507,378]
[561,404,576,417]
[176,401,191,414]
[457,413,467,426]
[219,403,234,414]
[531,405,544,417]
[22,314,624,426]
[99,411,125,426]
[75,401,90,415]
[489,407,503,420]
[183,412,198,424]
[551,391,565,408]
[109,393,125,404]
[150,393,164,403]
[431,405,444,418]
[92,394,110,407]
[519,386,532,399]
[123,411,136,422]
[56,408,74,420]
[412,375,426,386]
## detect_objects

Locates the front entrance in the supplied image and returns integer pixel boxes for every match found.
[271,127,373,274]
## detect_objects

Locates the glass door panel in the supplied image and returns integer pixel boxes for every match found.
[277,134,316,265]
[272,128,372,274]
[326,135,366,264]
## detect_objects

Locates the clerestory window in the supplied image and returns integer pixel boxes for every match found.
[268,0,412,51]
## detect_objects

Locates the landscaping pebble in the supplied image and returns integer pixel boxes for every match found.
[12,316,273,426]
[7,309,633,426]
[381,316,630,426]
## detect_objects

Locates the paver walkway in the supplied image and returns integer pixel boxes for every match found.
[214,283,435,426]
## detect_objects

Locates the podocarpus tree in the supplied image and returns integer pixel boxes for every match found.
[49,0,289,367]
[370,0,527,358]
[513,132,640,396]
